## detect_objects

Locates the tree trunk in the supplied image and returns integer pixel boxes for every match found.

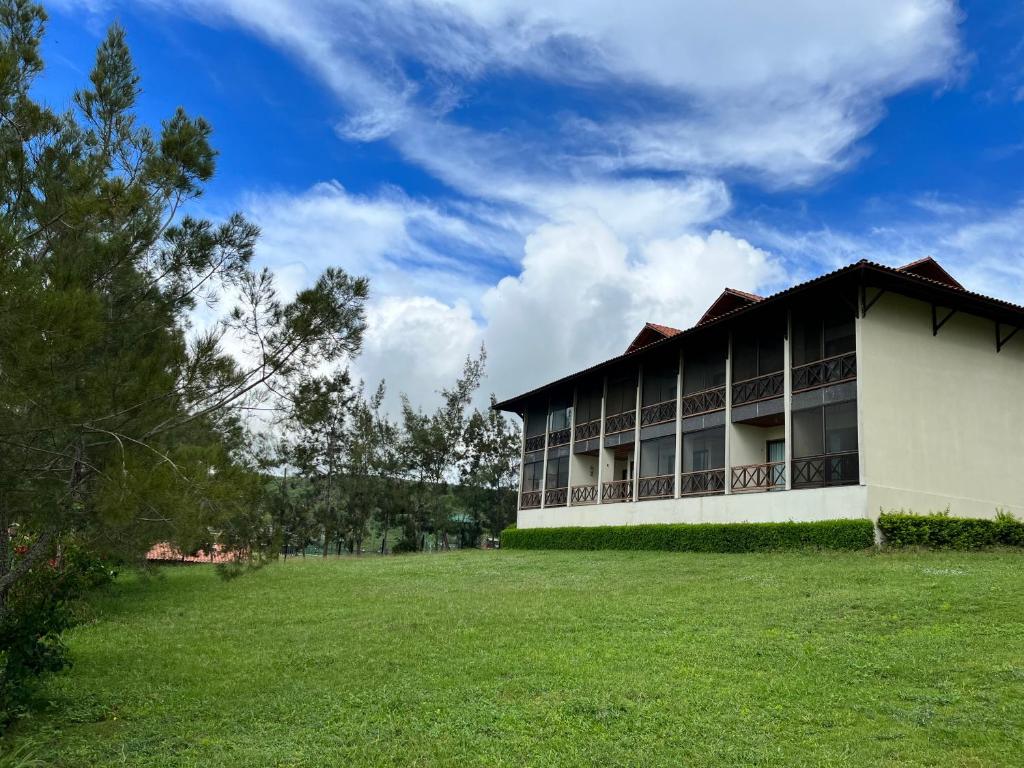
[380,527,388,555]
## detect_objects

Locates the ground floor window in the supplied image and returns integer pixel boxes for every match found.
[792,400,858,458]
[683,426,725,472]
[545,455,569,489]
[522,458,543,492]
[640,435,675,477]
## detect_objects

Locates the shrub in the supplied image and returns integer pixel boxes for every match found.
[878,509,1024,549]
[500,519,874,553]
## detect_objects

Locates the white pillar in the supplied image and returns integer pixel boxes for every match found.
[517,411,527,513]
[674,347,684,499]
[596,375,608,504]
[855,298,866,487]
[784,311,793,491]
[632,365,642,502]
[724,333,733,494]
[566,386,578,505]
[539,396,550,509]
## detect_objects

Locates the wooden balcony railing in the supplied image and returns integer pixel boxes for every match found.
[638,474,674,499]
[680,386,726,417]
[792,351,857,393]
[544,487,568,507]
[574,418,600,442]
[524,434,545,453]
[731,461,785,493]
[548,427,571,447]
[732,371,783,406]
[520,490,542,509]
[601,479,633,503]
[791,451,859,488]
[570,485,598,505]
[604,410,636,436]
[679,469,726,496]
[640,399,676,427]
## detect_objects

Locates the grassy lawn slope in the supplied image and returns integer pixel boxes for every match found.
[9,550,1024,767]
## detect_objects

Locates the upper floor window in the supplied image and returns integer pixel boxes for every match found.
[524,403,547,438]
[643,358,678,405]
[732,326,784,382]
[576,382,602,424]
[549,398,572,431]
[606,372,636,416]
[683,347,726,394]
[792,307,855,366]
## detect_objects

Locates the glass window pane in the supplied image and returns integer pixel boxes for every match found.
[607,373,636,415]
[545,456,569,488]
[823,311,855,358]
[792,407,824,458]
[522,460,543,491]
[577,382,602,423]
[640,435,675,477]
[525,404,547,437]
[791,313,822,366]
[758,336,784,374]
[682,427,725,471]
[732,332,758,382]
[643,359,678,405]
[683,348,726,394]
[825,400,858,453]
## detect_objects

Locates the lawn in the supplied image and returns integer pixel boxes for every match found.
[7,549,1024,767]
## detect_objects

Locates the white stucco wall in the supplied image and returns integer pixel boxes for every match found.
[730,423,785,466]
[520,485,868,527]
[860,292,1024,518]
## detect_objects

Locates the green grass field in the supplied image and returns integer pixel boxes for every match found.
[7,549,1024,767]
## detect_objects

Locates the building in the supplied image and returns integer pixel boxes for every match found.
[493,258,1024,528]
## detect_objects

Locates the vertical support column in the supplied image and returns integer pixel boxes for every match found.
[724,333,733,495]
[784,310,793,491]
[855,297,866,487]
[517,410,527,513]
[566,386,578,506]
[596,375,608,504]
[539,396,550,509]
[674,348,683,499]
[632,365,642,502]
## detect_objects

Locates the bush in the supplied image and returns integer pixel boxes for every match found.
[500,519,874,553]
[878,509,1024,549]
[1,540,116,726]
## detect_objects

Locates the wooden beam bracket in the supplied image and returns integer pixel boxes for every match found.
[996,322,1020,353]
[932,305,956,336]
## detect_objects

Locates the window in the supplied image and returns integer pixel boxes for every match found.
[793,401,858,458]
[524,403,546,438]
[682,427,725,472]
[576,382,602,424]
[545,455,569,489]
[792,307,855,365]
[640,435,675,477]
[522,458,544,491]
[606,372,636,416]
[549,398,572,431]
[683,347,726,394]
[732,328,783,381]
[642,358,678,405]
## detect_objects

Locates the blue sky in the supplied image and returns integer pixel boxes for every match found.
[40,1,1024,409]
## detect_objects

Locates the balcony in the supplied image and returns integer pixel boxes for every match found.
[520,490,542,509]
[791,451,859,488]
[574,418,600,442]
[548,427,571,447]
[731,371,783,406]
[681,386,726,417]
[731,462,785,493]
[601,479,632,503]
[544,486,568,507]
[604,410,636,436]
[679,469,726,496]
[524,434,544,453]
[640,399,676,427]
[638,474,674,500]
[570,484,598,505]
[792,352,856,393]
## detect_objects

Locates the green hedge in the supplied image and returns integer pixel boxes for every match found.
[878,511,1024,549]
[500,519,874,553]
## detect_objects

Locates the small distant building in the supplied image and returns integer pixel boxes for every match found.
[145,542,238,564]
[493,258,1024,528]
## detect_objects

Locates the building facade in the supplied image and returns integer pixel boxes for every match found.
[493,258,1024,528]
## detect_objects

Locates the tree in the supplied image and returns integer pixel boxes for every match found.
[400,348,486,550]
[0,0,368,680]
[462,397,521,541]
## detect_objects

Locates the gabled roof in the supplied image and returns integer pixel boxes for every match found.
[697,288,763,325]
[899,256,964,290]
[493,257,1024,415]
[625,322,683,353]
